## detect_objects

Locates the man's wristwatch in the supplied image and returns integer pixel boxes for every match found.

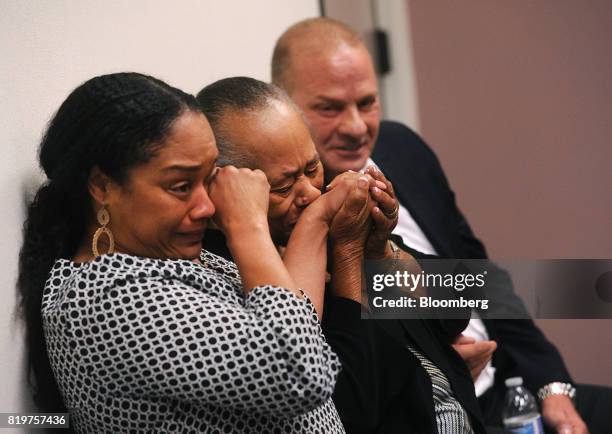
[537,382,576,403]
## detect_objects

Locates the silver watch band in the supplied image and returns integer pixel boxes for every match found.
[537,382,576,403]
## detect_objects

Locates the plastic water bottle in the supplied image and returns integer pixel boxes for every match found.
[502,377,544,434]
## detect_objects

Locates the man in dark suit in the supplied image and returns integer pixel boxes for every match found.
[271,17,606,434]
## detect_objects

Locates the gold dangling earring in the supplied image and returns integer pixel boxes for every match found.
[92,206,115,257]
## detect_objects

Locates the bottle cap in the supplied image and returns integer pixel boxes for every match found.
[505,376,523,387]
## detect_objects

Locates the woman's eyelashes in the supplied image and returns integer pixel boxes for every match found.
[271,184,293,196]
[169,181,191,195]
[272,163,320,196]
[305,165,319,177]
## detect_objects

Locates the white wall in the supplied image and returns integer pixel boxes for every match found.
[324,0,420,130]
[0,0,319,421]
[374,0,420,131]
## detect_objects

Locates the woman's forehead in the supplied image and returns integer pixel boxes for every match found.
[224,103,315,167]
[129,112,218,176]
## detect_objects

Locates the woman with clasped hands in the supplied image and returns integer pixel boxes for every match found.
[17,73,344,433]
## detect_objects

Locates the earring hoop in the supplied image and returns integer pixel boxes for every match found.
[92,206,115,257]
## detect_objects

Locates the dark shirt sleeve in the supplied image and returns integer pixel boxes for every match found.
[426,143,574,390]
[376,121,573,394]
[421,134,574,391]
[322,295,441,434]
[323,296,433,434]
[323,296,382,432]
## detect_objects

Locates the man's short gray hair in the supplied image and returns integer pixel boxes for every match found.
[271,17,364,92]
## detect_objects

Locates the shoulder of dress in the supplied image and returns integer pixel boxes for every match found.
[43,254,236,309]
[200,250,241,281]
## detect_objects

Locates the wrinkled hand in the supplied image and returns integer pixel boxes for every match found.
[363,165,399,259]
[328,174,372,248]
[308,173,365,226]
[542,395,589,434]
[208,166,270,235]
[452,334,497,382]
[326,167,398,258]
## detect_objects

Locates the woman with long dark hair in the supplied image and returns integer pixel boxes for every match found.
[17,72,345,433]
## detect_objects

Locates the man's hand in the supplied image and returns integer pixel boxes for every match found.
[542,395,589,434]
[451,334,497,382]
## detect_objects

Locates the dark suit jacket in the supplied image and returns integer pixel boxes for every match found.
[372,121,572,423]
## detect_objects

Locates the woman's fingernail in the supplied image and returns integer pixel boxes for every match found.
[372,186,380,195]
[358,176,369,189]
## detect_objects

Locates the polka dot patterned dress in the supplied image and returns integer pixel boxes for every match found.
[42,250,345,433]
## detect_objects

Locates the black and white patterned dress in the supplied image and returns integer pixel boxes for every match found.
[42,250,345,433]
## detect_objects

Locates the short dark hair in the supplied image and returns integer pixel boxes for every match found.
[196,76,295,167]
[17,72,201,412]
